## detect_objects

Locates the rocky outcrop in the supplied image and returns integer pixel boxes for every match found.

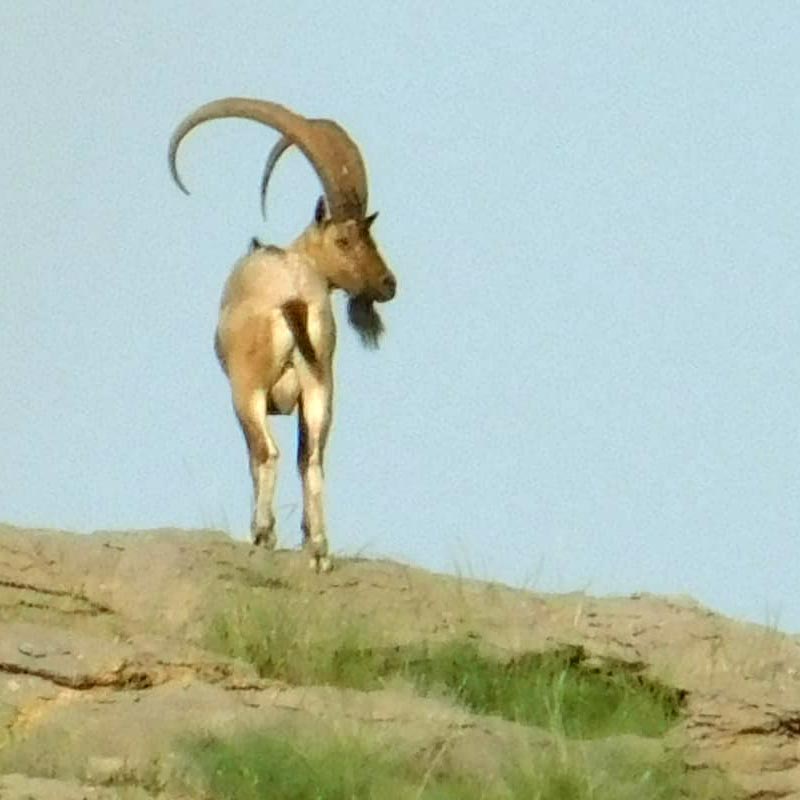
[1,524,798,798]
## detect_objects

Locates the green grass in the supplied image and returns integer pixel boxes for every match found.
[182,729,734,800]
[193,595,740,800]
[207,597,683,739]
[183,731,477,800]
[401,642,682,738]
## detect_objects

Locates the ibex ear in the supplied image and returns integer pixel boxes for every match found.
[364,211,379,229]
[313,195,327,226]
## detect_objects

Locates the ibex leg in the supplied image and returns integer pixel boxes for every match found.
[232,385,279,549]
[297,374,332,572]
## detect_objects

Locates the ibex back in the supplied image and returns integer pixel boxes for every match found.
[169,97,396,572]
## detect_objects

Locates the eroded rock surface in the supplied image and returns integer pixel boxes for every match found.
[1,524,798,798]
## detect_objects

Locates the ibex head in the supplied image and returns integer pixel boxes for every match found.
[168,98,396,346]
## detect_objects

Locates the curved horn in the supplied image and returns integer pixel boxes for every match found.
[259,135,292,221]
[258,118,365,222]
[169,97,368,220]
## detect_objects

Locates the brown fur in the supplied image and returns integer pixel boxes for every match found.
[297,398,310,472]
[281,300,321,378]
[213,330,227,374]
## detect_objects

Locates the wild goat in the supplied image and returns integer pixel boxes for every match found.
[168,97,397,572]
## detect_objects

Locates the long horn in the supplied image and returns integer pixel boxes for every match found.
[258,118,362,222]
[259,135,292,221]
[168,97,368,220]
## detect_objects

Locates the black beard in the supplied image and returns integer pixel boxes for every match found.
[347,294,385,349]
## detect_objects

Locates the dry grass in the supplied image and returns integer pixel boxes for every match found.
[192,590,740,799]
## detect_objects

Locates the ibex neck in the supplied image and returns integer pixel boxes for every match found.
[290,226,329,268]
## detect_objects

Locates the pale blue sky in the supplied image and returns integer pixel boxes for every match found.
[2,3,798,629]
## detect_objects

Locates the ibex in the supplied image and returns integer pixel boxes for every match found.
[168,98,397,572]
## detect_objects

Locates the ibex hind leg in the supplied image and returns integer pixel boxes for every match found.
[297,376,333,573]
[232,385,280,550]
[223,315,290,550]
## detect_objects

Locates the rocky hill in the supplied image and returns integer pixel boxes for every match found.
[0,524,798,799]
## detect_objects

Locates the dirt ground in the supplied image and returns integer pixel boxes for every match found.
[1,524,798,799]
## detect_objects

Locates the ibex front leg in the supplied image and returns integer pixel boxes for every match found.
[297,371,332,572]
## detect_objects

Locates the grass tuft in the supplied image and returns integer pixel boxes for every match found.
[207,598,683,739]
[403,641,683,738]
[182,731,477,800]
[194,593,738,799]
[182,729,735,800]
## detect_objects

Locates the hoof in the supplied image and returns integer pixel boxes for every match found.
[252,526,277,550]
[309,555,333,574]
